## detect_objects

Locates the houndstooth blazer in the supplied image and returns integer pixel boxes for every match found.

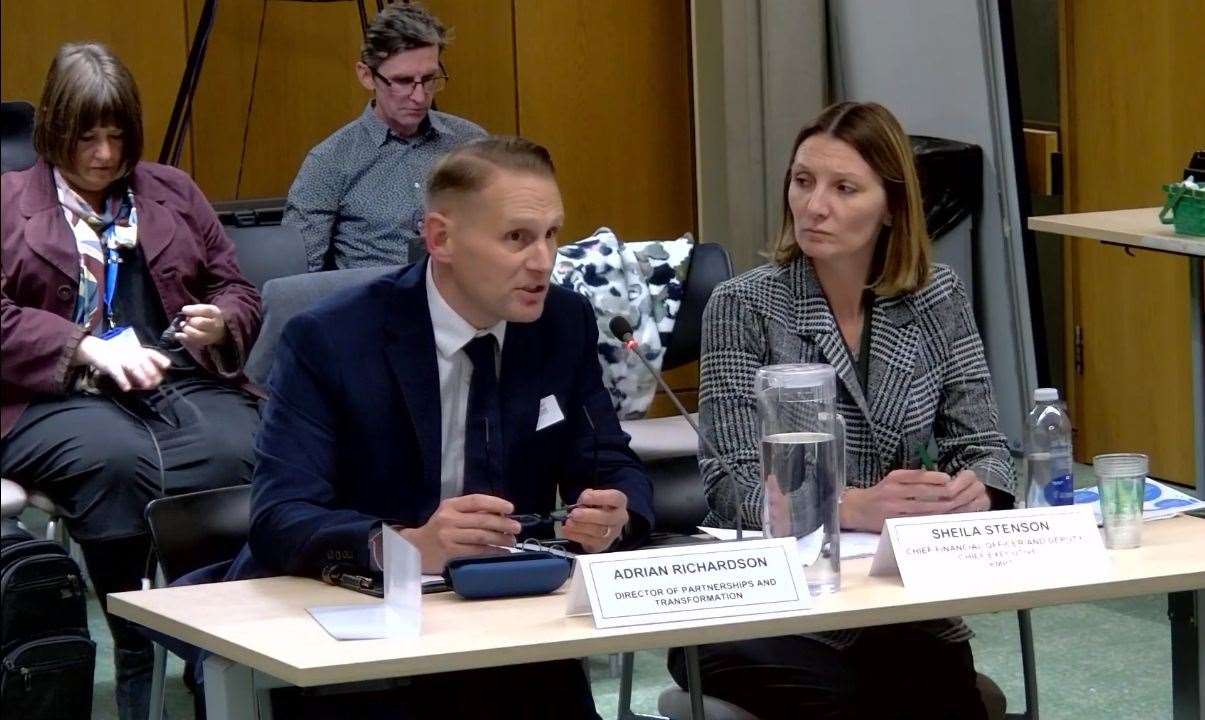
[698,256,1015,647]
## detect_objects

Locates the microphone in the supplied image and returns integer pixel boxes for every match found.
[608,317,749,540]
[321,563,384,598]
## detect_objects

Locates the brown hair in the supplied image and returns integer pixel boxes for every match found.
[426,136,556,209]
[772,101,930,296]
[33,42,143,175]
[360,2,448,70]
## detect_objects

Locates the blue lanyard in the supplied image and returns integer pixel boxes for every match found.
[104,247,120,330]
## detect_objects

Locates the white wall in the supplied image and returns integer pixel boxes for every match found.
[828,0,1039,447]
[692,0,827,273]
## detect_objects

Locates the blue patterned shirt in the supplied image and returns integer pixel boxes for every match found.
[284,103,485,271]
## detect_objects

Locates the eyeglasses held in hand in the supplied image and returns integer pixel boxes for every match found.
[507,504,582,529]
[504,407,601,529]
[370,66,448,96]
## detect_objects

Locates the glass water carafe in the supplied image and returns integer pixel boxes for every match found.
[755,363,846,594]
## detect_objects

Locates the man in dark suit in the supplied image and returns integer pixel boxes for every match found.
[237,136,652,718]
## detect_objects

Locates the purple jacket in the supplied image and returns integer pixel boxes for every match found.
[1,159,262,437]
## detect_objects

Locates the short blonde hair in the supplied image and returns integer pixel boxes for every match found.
[425,136,556,209]
[33,43,143,176]
[772,101,930,296]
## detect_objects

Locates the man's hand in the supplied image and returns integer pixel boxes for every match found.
[399,494,521,574]
[562,488,629,553]
[176,304,228,348]
[841,468,987,532]
[74,335,171,392]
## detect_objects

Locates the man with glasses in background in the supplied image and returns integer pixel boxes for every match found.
[285,2,485,271]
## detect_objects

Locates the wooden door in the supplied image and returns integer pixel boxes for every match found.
[1060,0,1204,483]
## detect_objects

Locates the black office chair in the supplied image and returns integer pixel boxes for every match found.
[224,223,309,294]
[619,242,733,540]
[145,485,252,586]
[144,485,253,720]
[659,242,734,372]
[1,101,37,174]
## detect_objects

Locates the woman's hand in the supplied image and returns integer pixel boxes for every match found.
[943,469,991,514]
[840,468,989,532]
[74,335,171,391]
[176,304,228,348]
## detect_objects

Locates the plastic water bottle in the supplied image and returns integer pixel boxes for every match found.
[1024,388,1075,507]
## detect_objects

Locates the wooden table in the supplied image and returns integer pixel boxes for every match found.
[1029,207,1205,258]
[1029,208,1205,497]
[112,515,1205,720]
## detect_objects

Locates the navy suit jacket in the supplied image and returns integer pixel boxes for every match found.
[232,260,653,579]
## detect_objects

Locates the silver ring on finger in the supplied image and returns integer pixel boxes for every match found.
[602,526,611,538]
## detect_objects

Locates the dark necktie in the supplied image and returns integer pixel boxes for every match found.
[462,334,502,495]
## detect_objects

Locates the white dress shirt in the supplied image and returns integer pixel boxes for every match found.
[426,261,506,499]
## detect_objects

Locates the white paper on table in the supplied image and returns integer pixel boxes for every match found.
[839,532,882,559]
[698,527,881,560]
[306,604,392,640]
[307,526,423,640]
[1072,478,1205,524]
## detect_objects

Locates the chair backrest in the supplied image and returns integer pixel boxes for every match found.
[638,242,733,536]
[144,485,251,584]
[245,266,399,386]
[1,101,37,175]
[225,223,308,293]
[662,242,734,371]
[648,458,711,536]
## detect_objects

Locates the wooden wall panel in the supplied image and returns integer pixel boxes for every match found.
[234,1,368,199]
[186,0,265,200]
[424,0,518,136]
[513,0,696,244]
[183,0,516,200]
[1060,0,1204,483]
[513,0,697,418]
[1,0,190,171]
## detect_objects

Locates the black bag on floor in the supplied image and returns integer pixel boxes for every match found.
[0,520,95,719]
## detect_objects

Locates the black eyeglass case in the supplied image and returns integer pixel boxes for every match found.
[442,551,572,600]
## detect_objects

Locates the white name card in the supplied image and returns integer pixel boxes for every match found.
[870,505,1109,593]
[566,538,811,628]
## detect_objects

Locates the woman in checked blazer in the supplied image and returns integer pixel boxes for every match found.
[668,102,1016,720]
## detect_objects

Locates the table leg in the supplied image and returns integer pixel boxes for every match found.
[1170,590,1202,720]
[203,655,258,720]
[684,645,706,720]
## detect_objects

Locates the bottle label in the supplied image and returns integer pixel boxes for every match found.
[1044,473,1075,505]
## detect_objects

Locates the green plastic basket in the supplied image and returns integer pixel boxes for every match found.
[1160,183,1205,237]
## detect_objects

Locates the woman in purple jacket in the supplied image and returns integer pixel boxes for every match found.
[1,43,262,718]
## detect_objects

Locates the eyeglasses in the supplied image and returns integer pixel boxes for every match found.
[515,537,577,560]
[507,504,582,529]
[504,408,601,530]
[370,66,449,97]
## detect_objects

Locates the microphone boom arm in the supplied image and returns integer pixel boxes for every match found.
[621,337,750,540]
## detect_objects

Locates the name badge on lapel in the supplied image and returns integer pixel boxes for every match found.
[536,395,565,431]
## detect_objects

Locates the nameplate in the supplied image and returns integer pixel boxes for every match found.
[565,538,811,628]
[869,505,1109,592]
